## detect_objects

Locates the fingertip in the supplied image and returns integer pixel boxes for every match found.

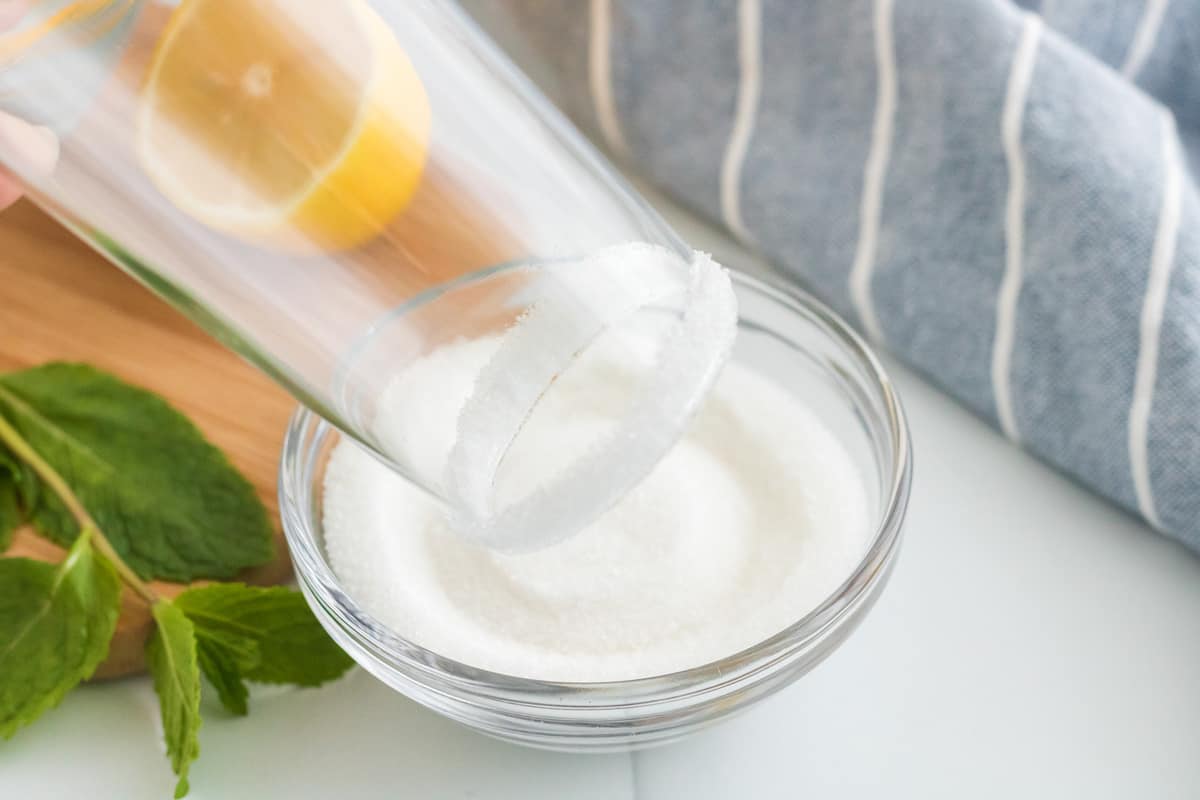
[0,114,58,177]
[0,179,22,211]
[0,1,28,32]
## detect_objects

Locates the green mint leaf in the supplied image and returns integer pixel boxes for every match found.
[195,634,252,717]
[1,450,38,508]
[0,472,20,551]
[0,445,20,480]
[0,533,121,738]
[147,601,202,799]
[176,584,353,687]
[0,363,273,581]
[194,624,261,668]
[0,448,33,550]
[193,624,260,715]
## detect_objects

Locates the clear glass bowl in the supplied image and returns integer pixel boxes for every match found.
[279,268,912,751]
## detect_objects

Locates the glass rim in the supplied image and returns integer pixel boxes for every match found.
[279,267,912,708]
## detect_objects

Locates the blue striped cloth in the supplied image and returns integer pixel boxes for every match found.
[466,0,1200,551]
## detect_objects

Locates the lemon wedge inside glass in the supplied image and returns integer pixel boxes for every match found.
[138,0,430,250]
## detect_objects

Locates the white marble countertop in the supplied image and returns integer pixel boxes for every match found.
[6,195,1200,800]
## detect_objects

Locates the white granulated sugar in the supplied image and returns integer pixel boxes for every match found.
[323,332,870,682]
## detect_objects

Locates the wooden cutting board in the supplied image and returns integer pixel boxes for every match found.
[0,199,294,679]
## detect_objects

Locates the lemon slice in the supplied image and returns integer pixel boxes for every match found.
[138,0,431,250]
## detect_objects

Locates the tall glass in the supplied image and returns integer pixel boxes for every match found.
[0,0,735,548]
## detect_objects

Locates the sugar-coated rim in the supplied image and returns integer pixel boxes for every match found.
[280,268,911,708]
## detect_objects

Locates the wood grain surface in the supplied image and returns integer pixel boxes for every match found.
[0,199,294,679]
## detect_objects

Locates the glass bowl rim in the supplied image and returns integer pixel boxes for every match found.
[279,267,912,706]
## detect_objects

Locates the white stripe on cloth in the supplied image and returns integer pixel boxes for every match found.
[1128,108,1182,531]
[720,0,761,244]
[588,0,629,158]
[1121,0,1169,80]
[848,0,896,342]
[992,12,1043,442]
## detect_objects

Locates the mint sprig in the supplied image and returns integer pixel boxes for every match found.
[0,363,354,797]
